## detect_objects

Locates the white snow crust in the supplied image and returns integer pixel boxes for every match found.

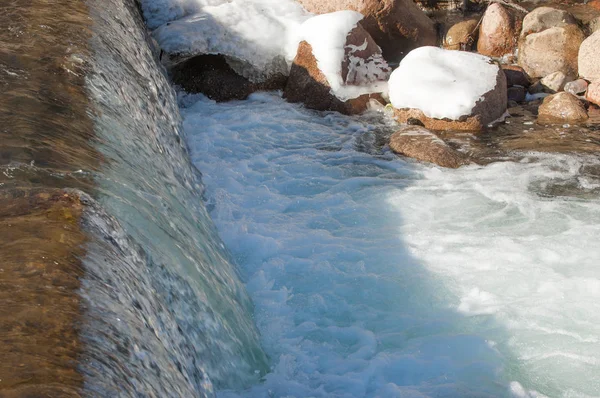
[389,46,500,120]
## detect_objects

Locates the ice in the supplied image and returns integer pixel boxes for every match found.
[146,0,310,81]
[388,46,500,120]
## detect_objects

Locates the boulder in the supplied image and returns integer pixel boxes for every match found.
[538,92,588,123]
[578,31,600,83]
[296,0,437,62]
[477,3,524,57]
[564,79,588,96]
[590,16,600,34]
[502,65,531,87]
[284,12,390,114]
[540,71,569,93]
[518,24,585,79]
[521,7,577,36]
[389,47,507,131]
[170,55,287,101]
[586,82,600,107]
[389,126,468,168]
[444,19,479,51]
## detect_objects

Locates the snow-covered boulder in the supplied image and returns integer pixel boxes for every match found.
[296,0,437,62]
[389,47,507,131]
[284,11,391,114]
[150,0,310,83]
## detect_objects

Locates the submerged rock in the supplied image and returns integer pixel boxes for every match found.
[389,126,468,168]
[538,92,588,123]
[578,31,600,83]
[477,3,523,57]
[284,12,390,114]
[518,7,584,79]
[389,47,507,131]
[444,19,479,51]
[295,0,437,62]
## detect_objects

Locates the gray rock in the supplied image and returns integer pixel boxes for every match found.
[564,79,589,96]
[540,71,569,92]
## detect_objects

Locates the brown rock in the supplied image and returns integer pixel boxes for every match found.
[586,82,600,107]
[389,126,468,168]
[477,3,524,57]
[508,86,527,103]
[521,7,577,36]
[518,24,585,79]
[502,65,531,87]
[538,92,588,123]
[540,71,569,93]
[564,79,589,96]
[296,0,437,62]
[578,31,600,83]
[284,24,390,115]
[444,19,479,51]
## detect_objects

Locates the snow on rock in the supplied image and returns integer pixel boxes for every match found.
[284,11,390,114]
[147,0,311,82]
[389,46,507,130]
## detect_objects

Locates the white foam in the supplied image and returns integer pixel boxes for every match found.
[388,46,500,120]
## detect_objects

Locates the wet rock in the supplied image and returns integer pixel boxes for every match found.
[508,86,527,103]
[564,79,589,96]
[521,7,577,36]
[502,65,531,87]
[284,23,390,115]
[586,82,600,107]
[540,71,569,93]
[389,126,468,168]
[538,92,588,123]
[477,3,523,57]
[296,0,437,62]
[170,55,287,102]
[444,19,479,51]
[578,31,600,83]
[518,8,584,79]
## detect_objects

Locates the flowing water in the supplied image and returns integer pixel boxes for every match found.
[3,0,600,397]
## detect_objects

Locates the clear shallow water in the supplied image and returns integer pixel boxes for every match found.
[182,92,600,398]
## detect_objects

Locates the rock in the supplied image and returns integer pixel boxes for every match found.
[521,7,577,36]
[508,86,527,103]
[389,47,507,131]
[170,55,286,101]
[389,126,468,168]
[296,0,437,62]
[587,82,600,107]
[578,31,600,83]
[540,71,569,93]
[564,79,589,96]
[502,65,531,87]
[477,3,524,57]
[444,19,479,51]
[590,16,600,34]
[284,17,390,115]
[518,24,585,79]
[538,92,588,123]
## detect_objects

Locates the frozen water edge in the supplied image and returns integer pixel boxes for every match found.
[182,92,600,397]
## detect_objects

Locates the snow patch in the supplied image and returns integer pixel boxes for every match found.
[389,46,500,120]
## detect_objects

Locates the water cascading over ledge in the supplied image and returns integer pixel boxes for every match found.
[0,0,267,396]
